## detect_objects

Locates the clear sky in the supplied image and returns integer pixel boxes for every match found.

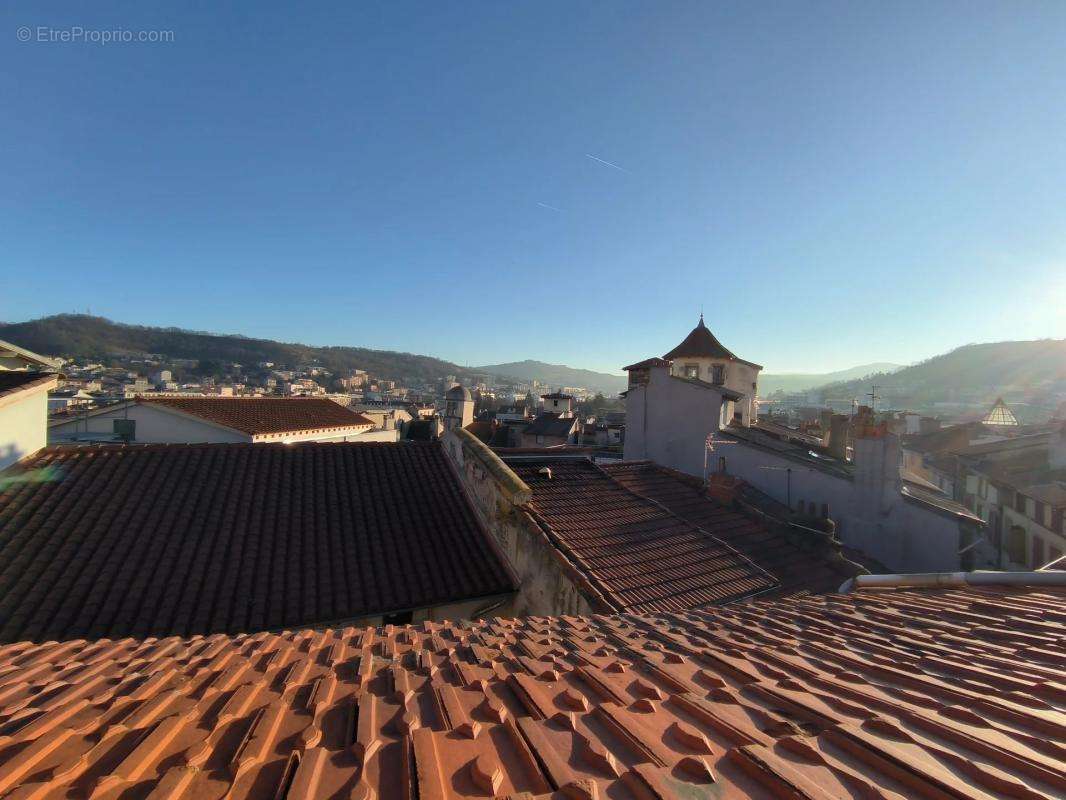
[3,2,1065,374]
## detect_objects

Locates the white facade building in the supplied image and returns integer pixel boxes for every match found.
[621,327,986,574]
[0,339,60,471]
[660,315,762,426]
[48,397,381,444]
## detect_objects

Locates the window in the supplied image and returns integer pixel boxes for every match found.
[711,365,725,385]
[382,610,413,626]
[821,503,829,519]
[684,364,699,379]
[1031,536,1045,569]
[113,418,136,442]
[536,435,544,444]
[718,456,727,474]
[1053,508,1064,535]
[1007,525,1027,565]
[1015,492,1026,513]
[1034,501,1046,526]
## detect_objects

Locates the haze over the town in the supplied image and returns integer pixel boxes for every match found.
[3,2,1065,373]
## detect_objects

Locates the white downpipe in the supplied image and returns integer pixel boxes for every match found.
[840,570,1066,592]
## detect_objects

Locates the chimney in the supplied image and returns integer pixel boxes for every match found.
[819,409,833,438]
[707,473,745,506]
[1051,422,1066,470]
[853,423,902,515]
[827,414,849,461]
[919,416,941,435]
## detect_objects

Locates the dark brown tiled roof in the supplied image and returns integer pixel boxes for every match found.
[505,458,777,611]
[463,420,495,444]
[0,443,514,643]
[522,412,579,438]
[663,314,759,365]
[602,461,861,596]
[140,397,374,436]
[0,585,1061,799]
[622,356,671,370]
[0,371,56,401]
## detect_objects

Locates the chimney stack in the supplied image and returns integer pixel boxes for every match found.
[827,414,850,461]
[1051,422,1066,470]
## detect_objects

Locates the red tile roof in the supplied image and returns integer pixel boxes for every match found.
[0,443,514,643]
[602,461,863,596]
[0,371,57,402]
[504,458,777,611]
[0,584,1060,799]
[140,397,374,436]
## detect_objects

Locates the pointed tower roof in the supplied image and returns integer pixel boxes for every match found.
[982,397,1018,427]
[662,315,761,368]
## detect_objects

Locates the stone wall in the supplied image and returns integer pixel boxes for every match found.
[443,428,606,617]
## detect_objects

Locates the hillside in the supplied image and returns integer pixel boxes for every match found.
[760,362,903,396]
[475,359,627,396]
[815,339,1066,418]
[0,315,480,386]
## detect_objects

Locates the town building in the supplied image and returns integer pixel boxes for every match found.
[519,392,581,447]
[622,324,985,574]
[0,576,1059,799]
[48,397,381,444]
[0,339,60,471]
[953,426,1066,569]
[661,314,762,425]
[443,428,866,616]
[442,383,474,432]
[0,441,516,642]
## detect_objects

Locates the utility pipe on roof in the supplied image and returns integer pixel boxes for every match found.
[840,570,1066,592]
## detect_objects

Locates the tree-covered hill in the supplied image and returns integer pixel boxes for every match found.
[0,315,477,386]
[814,339,1066,417]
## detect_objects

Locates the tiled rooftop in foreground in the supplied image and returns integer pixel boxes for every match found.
[0,584,1061,799]
[0,442,514,643]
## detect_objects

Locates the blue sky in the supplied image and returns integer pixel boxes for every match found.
[3,2,1065,374]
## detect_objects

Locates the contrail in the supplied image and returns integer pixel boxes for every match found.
[537,202,564,212]
[585,153,630,173]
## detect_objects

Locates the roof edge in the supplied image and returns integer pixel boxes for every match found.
[452,427,532,505]
[842,570,1066,592]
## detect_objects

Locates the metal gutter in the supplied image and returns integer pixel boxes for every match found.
[840,570,1066,592]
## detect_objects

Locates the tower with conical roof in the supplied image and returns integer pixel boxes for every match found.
[661,315,763,426]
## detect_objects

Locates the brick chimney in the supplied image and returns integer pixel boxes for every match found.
[707,473,745,506]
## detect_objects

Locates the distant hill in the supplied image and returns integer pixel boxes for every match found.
[760,363,903,396]
[475,360,627,396]
[0,315,480,386]
[814,340,1066,419]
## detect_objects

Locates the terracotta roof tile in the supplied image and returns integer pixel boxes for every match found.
[0,585,1060,799]
[140,397,374,435]
[504,458,778,611]
[602,461,861,596]
[0,443,514,643]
